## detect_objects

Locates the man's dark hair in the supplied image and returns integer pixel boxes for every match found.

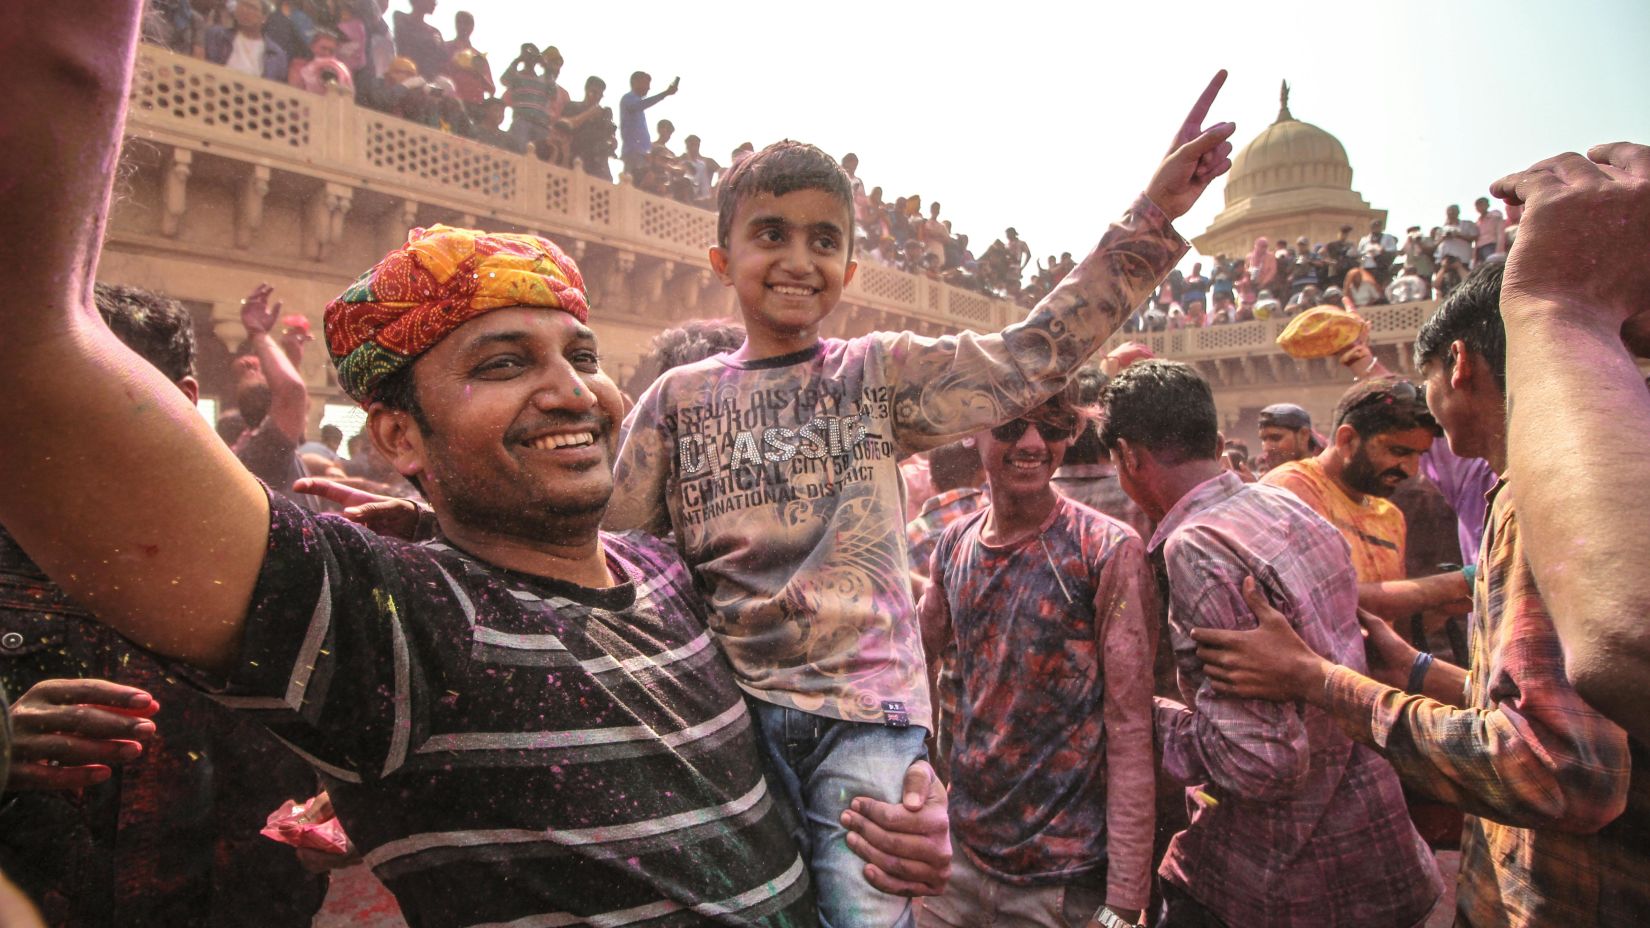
[626,319,747,397]
[93,282,196,384]
[320,424,344,445]
[585,76,605,93]
[927,441,982,492]
[236,381,272,430]
[1061,366,1110,465]
[1414,261,1505,390]
[1333,377,1440,439]
[629,70,649,85]
[370,362,432,434]
[1098,360,1219,464]
[716,140,855,260]
[367,365,429,495]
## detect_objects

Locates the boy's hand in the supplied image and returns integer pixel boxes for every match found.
[1144,70,1236,221]
[841,760,952,896]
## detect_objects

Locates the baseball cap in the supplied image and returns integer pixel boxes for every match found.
[1258,403,1312,431]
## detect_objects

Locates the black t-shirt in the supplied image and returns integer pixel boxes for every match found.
[203,494,815,927]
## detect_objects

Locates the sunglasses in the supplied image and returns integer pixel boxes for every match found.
[989,417,1077,444]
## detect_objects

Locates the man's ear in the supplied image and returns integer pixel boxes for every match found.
[1333,422,1360,454]
[708,246,733,286]
[1449,338,1474,390]
[175,375,200,407]
[1113,437,1138,474]
[367,403,425,484]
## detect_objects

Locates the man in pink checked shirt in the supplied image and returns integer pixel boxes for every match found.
[1097,360,1440,927]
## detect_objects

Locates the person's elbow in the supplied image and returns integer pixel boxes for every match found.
[1563,624,1650,739]
[1200,721,1312,800]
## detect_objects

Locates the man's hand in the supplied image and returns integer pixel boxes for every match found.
[6,679,157,790]
[1191,577,1334,703]
[1489,143,1650,339]
[666,77,680,95]
[841,759,952,896]
[1357,607,1419,690]
[292,477,426,540]
[240,283,283,336]
[1144,70,1236,221]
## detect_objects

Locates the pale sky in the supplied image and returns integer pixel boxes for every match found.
[459,0,1650,270]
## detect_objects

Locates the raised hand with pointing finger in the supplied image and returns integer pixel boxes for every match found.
[1144,70,1237,220]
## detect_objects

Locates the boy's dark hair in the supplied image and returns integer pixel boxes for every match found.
[716,140,856,260]
[1098,360,1219,464]
[93,282,197,384]
[585,75,605,93]
[1414,261,1505,390]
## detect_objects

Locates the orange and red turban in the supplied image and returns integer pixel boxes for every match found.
[324,225,588,404]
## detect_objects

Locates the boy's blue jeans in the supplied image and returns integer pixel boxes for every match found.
[748,700,928,928]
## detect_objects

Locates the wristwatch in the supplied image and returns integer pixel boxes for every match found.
[1089,906,1138,928]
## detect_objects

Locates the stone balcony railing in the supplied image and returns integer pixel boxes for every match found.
[126,44,1017,334]
[1099,299,1434,363]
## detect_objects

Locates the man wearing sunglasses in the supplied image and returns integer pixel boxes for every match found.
[918,393,1157,928]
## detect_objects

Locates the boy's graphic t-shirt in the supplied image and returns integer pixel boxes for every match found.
[608,195,1187,729]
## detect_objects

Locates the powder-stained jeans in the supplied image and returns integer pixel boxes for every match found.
[749,700,928,928]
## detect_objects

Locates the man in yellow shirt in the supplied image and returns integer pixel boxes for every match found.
[1262,379,1432,585]
[1262,379,1472,624]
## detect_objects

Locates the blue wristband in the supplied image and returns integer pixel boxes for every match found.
[1407,651,1435,694]
[1461,564,1477,586]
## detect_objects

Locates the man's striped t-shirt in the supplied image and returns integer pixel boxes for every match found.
[206,493,814,927]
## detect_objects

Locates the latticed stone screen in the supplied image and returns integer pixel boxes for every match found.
[639,198,715,251]
[544,171,571,215]
[856,265,917,305]
[947,290,994,325]
[588,187,612,226]
[363,119,517,199]
[134,52,312,147]
[1196,321,1269,352]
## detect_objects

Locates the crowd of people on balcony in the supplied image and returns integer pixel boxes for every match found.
[1127,199,1516,333]
[139,0,1063,299]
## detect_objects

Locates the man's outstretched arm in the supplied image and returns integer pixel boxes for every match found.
[0,3,268,672]
[1491,143,1650,740]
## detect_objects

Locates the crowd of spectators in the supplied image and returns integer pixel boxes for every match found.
[139,0,1058,299]
[141,2,1514,314]
[1128,198,1516,332]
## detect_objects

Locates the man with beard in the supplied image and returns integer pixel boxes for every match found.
[1261,380,1469,623]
